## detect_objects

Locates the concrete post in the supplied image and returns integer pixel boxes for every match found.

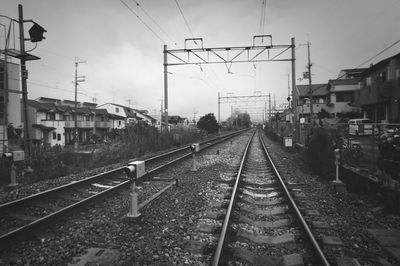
[127,181,140,218]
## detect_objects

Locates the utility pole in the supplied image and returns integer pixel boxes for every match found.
[126,99,132,108]
[307,41,313,121]
[218,92,220,124]
[74,58,85,151]
[287,74,290,108]
[291,37,298,143]
[18,5,31,159]
[163,44,169,131]
[268,93,271,121]
[160,98,163,126]
[193,109,197,123]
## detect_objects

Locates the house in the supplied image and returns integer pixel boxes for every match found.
[325,68,365,117]
[0,60,23,153]
[97,103,156,127]
[296,84,329,118]
[27,99,73,146]
[354,53,400,123]
[27,98,116,146]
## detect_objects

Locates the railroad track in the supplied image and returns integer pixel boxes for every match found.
[206,130,330,265]
[0,129,248,250]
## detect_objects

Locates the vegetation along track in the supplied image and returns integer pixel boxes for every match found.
[210,130,330,265]
[0,129,248,250]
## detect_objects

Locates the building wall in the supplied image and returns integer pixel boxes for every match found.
[7,62,22,128]
[1,61,21,153]
[327,83,361,116]
[27,106,41,141]
[357,55,400,122]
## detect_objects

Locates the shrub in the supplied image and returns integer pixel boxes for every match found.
[305,126,335,178]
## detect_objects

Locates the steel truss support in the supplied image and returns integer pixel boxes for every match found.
[165,36,292,66]
[163,36,297,135]
[218,93,271,123]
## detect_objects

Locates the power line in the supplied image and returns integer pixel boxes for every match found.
[119,0,166,44]
[131,0,177,46]
[258,0,267,36]
[305,39,400,94]
[174,0,195,38]
[354,39,400,69]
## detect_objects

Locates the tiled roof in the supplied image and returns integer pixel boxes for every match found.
[27,100,51,111]
[108,113,125,119]
[94,108,108,115]
[361,52,400,76]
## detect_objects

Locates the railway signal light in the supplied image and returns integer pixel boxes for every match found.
[28,23,46,42]
[124,161,145,219]
[190,143,200,153]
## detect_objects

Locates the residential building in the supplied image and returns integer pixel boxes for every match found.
[355,53,400,123]
[27,98,113,147]
[0,60,22,153]
[97,103,156,127]
[325,68,365,117]
[296,84,329,118]
[27,99,73,146]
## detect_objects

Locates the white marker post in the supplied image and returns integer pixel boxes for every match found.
[190,144,200,172]
[124,162,145,219]
[9,163,18,186]
[127,180,140,218]
[331,149,347,194]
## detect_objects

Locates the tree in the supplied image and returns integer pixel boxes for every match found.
[317,108,330,119]
[197,113,219,134]
[236,113,251,128]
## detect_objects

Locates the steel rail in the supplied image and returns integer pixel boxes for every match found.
[212,130,256,265]
[0,168,122,210]
[259,132,330,266]
[0,129,246,211]
[0,129,250,250]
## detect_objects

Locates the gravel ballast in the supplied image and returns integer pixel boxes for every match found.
[0,132,251,265]
[0,130,399,265]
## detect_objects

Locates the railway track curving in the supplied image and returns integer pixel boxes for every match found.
[0,129,247,251]
[208,130,330,265]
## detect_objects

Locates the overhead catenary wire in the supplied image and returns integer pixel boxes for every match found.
[119,0,166,44]
[258,0,267,36]
[303,38,400,94]
[174,0,195,39]
[131,0,177,46]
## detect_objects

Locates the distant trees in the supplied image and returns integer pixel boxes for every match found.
[197,113,219,134]
[226,112,252,128]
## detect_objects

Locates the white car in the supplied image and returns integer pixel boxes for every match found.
[348,118,377,136]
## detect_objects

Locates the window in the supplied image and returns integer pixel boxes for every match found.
[396,69,400,79]
[47,113,55,120]
[377,71,387,82]
[57,134,61,141]
[366,77,372,86]
[52,132,57,139]
[118,120,122,126]
[115,107,119,113]
[336,91,354,102]
[63,115,70,121]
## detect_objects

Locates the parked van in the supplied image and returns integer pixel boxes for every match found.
[348,118,376,136]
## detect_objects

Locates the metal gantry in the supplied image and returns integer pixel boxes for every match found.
[218,93,272,123]
[163,36,297,134]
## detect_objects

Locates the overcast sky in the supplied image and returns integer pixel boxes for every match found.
[1,0,400,121]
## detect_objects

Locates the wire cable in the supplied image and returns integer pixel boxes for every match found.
[305,39,400,94]
[131,0,177,45]
[354,39,400,69]
[174,0,195,38]
[119,0,166,44]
